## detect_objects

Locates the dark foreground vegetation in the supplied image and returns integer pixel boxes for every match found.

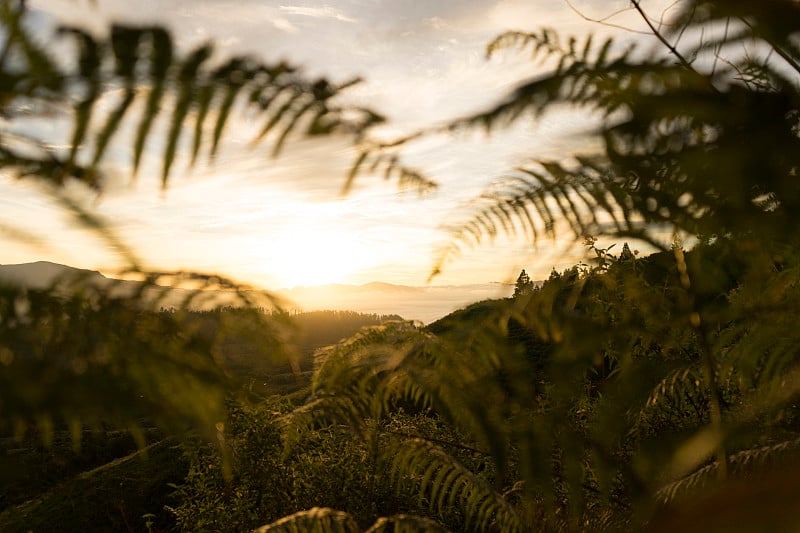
[5,238,800,532]
[3,0,800,530]
[0,304,400,532]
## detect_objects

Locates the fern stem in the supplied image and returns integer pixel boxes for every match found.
[673,240,729,481]
[0,1,22,72]
[631,0,692,70]
[631,0,719,94]
[736,17,800,78]
[367,420,381,518]
[385,431,489,456]
[696,326,728,482]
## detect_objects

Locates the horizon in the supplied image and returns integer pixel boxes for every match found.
[0,259,523,288]
[0,259,517,323]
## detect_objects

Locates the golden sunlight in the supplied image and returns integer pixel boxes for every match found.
[262,220,372,288]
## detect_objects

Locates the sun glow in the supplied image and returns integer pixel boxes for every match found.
[262,220,373,288]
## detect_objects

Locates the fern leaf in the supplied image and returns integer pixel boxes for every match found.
[253,89,305,146]
[190,83,215,166]
[388,438,523,532]
[431,159,631,278]
[89,27,142,166]
[61,29,102,174]
[162,44,213,181]
[364,514,451,533]
[253,507,360,533]
[656,437,800,503]
[132,29,173,175]
[0,1,62,93]
[271,97,317,157]
[208,58,250,159]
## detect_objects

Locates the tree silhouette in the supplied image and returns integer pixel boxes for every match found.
[618,242,635,262]
[513,268,533,297]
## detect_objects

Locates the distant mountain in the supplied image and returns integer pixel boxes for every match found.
[0,262,216,308]
[0,261,108,289]
[0,262,515,323]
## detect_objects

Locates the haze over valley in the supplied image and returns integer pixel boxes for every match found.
[0,261,514,323]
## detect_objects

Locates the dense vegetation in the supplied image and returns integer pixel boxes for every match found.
[3,0,800,531]
[0,302,399,531]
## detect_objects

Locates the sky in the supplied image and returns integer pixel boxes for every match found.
[3,0,677,297]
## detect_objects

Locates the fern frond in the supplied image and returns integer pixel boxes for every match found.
[0,1,62,96]
[0,19,389,191]
[627,361,738,446]
[715,265,800,390]
[387,438,523,532]
[432,158,633,278]
[656,437,800,503]
[435,21,800,274]
[452,41,684,135]
[162,43,213,181]
[253,507,360,533]
[343,148,437,195]
[254,508,452,533]
[486,28,588,63]
[283,321,443,452]
[0,259,293,442]
[364,514,451,533]
[132,28,172,176]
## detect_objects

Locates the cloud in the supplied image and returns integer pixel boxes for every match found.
[271,17,299,33]
[279,5,357,23]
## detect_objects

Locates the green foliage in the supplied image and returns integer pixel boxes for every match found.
[255,508,361,533]
[255,509,451,533]
[422,1,800,274]
[282,318,536,531]
[278,243,800,530]
[0,271,295,441]
[272,2,800,527]
[171,398,479,531]
[295,310,403,364]
[170,399,295,531]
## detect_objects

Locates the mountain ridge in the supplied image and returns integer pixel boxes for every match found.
[0,261,515,323]
[0,260,109,289]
